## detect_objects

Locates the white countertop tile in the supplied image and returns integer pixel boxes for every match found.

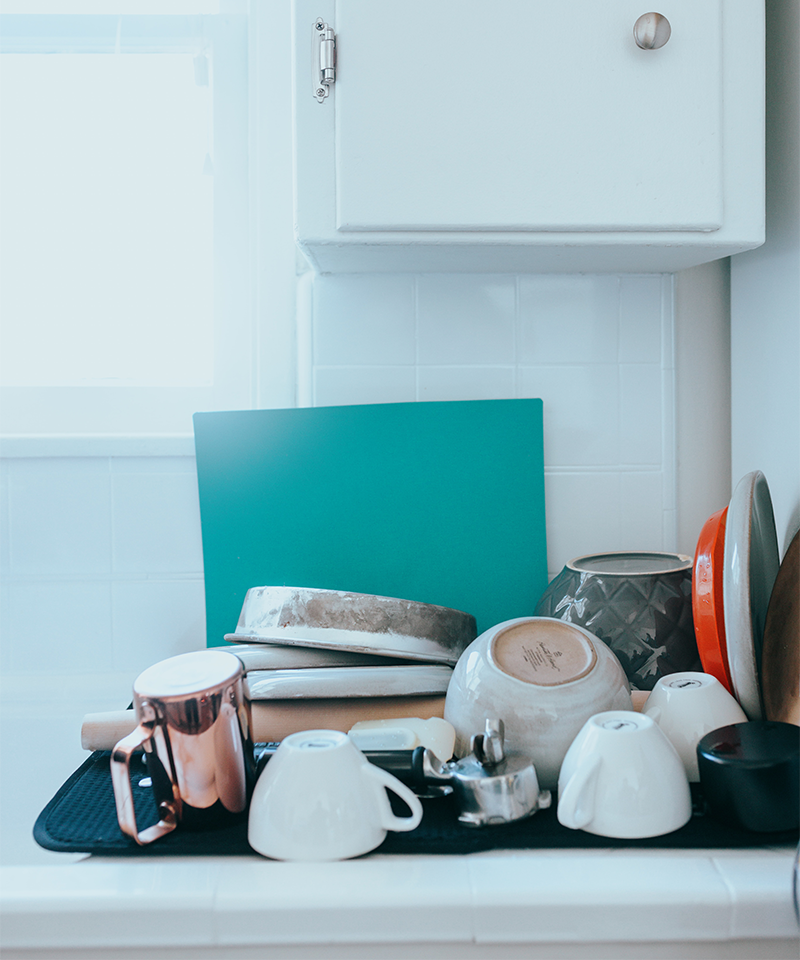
[2,846,797,953]
[711,853,800,939]
[467,852,732,943]
[0,860,217,949]
[214,855,474,945]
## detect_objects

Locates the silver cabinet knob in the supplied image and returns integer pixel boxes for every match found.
[633,12,671,49]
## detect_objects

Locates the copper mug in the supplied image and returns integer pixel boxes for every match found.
[111,649,255,845]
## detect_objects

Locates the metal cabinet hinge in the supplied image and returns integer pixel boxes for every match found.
[312,19,336,102]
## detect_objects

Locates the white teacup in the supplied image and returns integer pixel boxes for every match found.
[557,710,692,839]
[642,671,748,781]
[247,729,423,861]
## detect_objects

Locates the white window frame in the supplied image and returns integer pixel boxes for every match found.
[0,13,254,445]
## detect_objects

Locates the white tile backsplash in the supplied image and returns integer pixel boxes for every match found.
[2,579,114,674]
[7,458,112,575]
[111,469,203,574]
[543,471,623,573]
[111,579,205,675]
[619,472,667,550]
[313,274,416,365]
[417,275,516,364]
[417,365,516,402]
[314,365,417,407]
[518,364,620,467]
[518,275,620,364]
[307,271,676,577]
[1,457,204,676]
[618,275,664,362]
[619,364,663,465]
[0,459,9,576]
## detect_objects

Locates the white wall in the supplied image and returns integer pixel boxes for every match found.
[730,0,800,556]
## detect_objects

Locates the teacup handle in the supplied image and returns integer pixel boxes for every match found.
[363,762,424,832]
[109,701,179,845]
[556,754,601,831]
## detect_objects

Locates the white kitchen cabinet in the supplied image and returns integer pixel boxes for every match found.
[292,0,765,273]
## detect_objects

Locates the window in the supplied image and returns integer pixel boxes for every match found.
[0,3,252,436]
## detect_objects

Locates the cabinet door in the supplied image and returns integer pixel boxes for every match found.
[331,0,723,234]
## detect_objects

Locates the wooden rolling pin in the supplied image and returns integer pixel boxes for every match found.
[631,689,650,712]
[81,696,446,751]
[82,692,648,750]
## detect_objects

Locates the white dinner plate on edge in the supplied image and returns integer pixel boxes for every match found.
[723,470,780,720]
[246,664,453,700]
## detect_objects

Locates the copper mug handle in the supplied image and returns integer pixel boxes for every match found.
[110,699,180,845]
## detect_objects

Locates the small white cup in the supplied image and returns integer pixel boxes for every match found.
[557,710,692,839]
[642,671,748,781]
[247,729,423,861]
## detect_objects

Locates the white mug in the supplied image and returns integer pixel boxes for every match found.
[557,710,692,839]
[248,729,424,860]
[642,671,748,781]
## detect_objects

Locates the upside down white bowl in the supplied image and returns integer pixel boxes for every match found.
[444,616,632,790]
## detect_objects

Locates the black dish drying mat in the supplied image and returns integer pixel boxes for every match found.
[34,751,798,856]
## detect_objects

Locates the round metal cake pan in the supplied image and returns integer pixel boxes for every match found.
[224,586,477,665]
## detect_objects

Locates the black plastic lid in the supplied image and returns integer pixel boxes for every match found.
[698,721,799,768]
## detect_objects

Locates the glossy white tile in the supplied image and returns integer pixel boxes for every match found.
[215,857,473,945]
[112,470,203,574]
[544,472,622,573]
[0,466,8,578]
[1,580,113,673]
[519,365,620,467]
[0,581,11,675]
[619,275,664,363]
[111,579,205,674]
[620,364,663,465]
[467,854,731,943]
[518,275,619,364]
[6,457,111,575]
[417,275,515,364]
[314,366,417,406]
[418,366,515,402]
[663,507,679,552]
[313,274,416,365]
[619,472,667,551]
[0,862,217,948]
[711,854,800,939]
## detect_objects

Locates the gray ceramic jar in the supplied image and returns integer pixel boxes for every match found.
[534,552,701,691]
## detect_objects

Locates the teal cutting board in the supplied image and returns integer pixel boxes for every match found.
[193,399,547,646]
